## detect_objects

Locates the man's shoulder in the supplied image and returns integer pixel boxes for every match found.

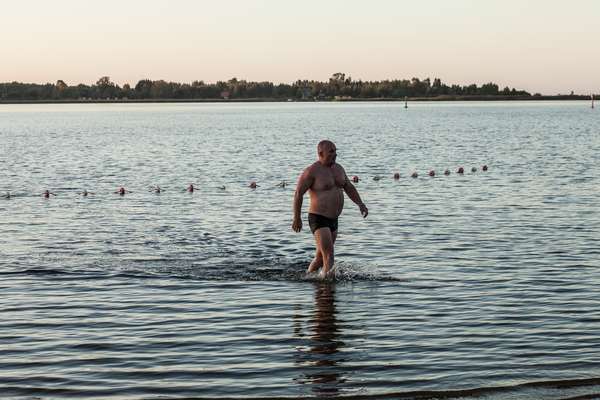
[305,162,321,174]
[333,163,346,173]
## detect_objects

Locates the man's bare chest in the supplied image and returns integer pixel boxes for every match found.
[312,168,345,191]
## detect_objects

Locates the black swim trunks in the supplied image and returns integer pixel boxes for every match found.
[308,213,338,234]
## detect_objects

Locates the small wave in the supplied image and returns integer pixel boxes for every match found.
[147,258,402,283]
[4,376,596,400]
[323,377,600,400]
[302,261,400,283]
[7,257,401,283]
[0,267,83,277]
[85,260,398,283]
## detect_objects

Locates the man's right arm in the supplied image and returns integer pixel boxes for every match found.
[292,168,314,232]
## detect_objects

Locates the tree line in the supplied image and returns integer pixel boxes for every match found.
[0,73,534,101]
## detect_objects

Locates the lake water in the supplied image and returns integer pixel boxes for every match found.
[1,101,599,399]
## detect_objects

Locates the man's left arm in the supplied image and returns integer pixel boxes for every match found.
[343,175,368,218]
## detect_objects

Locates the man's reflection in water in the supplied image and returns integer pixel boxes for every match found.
[294,282,346,397]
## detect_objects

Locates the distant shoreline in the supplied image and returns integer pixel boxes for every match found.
[0,95,593,104]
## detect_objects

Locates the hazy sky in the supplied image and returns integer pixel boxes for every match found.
[2,0,599,94]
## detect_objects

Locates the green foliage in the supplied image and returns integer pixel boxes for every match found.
[0,74,533,101]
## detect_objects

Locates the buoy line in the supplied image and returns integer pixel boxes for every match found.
[1,166,488,199]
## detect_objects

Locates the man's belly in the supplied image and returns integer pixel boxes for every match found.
[308,189,344,219]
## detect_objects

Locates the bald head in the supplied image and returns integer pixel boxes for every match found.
[317,140,335,152]
[317,140,337,166]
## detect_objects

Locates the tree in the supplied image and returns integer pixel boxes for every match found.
[95,76,119,99]
[134,79,153,98]
[96,76,114,88]
[480,82,499,95]
[54,80,68,99]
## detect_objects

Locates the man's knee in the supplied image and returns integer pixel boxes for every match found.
[321,243,334,257]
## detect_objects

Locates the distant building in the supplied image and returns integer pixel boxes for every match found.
[301,87,311,100]
[220,91,230,99]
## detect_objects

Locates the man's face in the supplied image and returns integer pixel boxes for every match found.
[320,144,337,165]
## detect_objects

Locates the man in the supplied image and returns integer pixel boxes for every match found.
[292,140,368,277]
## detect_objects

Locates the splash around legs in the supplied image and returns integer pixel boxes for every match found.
[308,228,337,278]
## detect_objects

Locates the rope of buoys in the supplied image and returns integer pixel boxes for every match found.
[2,166,488,199]
[349,165,488,182]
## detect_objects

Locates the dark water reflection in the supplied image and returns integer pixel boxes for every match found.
[295,282,345,397]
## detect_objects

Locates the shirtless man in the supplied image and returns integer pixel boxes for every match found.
[292,140,368,277]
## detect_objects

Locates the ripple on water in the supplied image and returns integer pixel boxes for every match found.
[1,102,600,398]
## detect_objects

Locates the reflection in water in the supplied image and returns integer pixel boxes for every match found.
[295,282,346,397]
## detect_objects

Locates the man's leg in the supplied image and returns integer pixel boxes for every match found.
[307,249,323,273]
[330,230,337,273]
[314,228,334,276]
[307,230,337,274]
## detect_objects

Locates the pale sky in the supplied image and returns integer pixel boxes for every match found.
[1,0,599,94]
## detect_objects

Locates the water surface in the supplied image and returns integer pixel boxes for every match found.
[1,101,599,399]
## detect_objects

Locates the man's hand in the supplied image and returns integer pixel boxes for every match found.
[292,217,302,232]
[359,203,368,218]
